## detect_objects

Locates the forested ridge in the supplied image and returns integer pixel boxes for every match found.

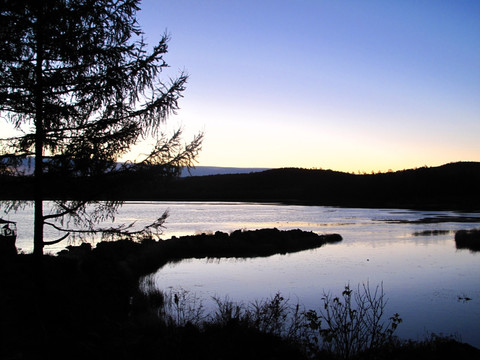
[2,161,479,210]
[160,161,480,210]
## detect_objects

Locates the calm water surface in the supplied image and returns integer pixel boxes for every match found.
[3,201,480,346]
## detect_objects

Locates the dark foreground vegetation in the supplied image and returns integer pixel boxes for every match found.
[455,228,480,252]
[2,230,479,360]
[2,161,480,211]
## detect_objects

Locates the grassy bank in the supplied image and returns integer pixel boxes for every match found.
[57,228,343,278]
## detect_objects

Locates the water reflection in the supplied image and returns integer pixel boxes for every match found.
[148,237,480,345]
[3,201,480,346]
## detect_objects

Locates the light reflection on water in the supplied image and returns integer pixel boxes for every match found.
[150,237,480,346]
[2,201,480,346]
[145,202,480,347]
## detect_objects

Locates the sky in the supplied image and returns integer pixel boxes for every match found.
[133,0,480,173]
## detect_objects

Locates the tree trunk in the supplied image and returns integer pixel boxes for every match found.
[33,4,44,257]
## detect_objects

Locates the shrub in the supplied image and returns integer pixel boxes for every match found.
[304,283,402,359]
[211,293,307,341]
[139,283,403,359]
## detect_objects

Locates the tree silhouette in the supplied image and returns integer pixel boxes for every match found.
[0,0,202,256]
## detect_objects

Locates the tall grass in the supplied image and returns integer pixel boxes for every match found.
[139,282,403,359]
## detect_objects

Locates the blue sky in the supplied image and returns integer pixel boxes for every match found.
[136,0,480,172]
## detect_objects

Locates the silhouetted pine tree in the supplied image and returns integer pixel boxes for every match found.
[0,0,202,255]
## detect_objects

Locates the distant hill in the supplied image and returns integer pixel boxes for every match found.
[156,161,480,210]
[180,166,270,177]
[2,161,480,210]
[4,158,268,177]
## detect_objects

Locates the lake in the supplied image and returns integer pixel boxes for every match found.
[3,201,480,347]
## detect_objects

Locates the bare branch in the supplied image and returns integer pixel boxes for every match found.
[43,233,69,245]
[43,210,169,242]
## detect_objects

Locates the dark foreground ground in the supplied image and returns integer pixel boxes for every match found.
[2,230,479,360]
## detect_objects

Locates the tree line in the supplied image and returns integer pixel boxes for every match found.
[2,161,479,210]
